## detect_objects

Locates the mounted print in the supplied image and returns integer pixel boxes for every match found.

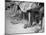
[5,0,44,35]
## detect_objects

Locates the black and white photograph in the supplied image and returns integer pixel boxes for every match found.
[5,0,44,35]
